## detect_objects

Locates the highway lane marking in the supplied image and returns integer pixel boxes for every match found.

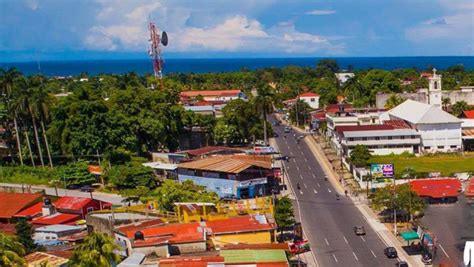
[332,254,338,263]
[307,165,311,170]
[324,238,330,246]
[292,158,296,163]
[299,174,303,180]
[352,252,359,261]
[296,166,300,171]
[370,250,377,258]
[343,236,348,244]
[439,243,450,258]
[301,151,304,156]
[304,183,307,188]
[313,189,318,194]
[360,236,366,242]
[312,174,316,179]
[327,188,332,193]
[300,190,303,195]
[317,183,321,187]
[290,151,293,156]
[304,158,308,162]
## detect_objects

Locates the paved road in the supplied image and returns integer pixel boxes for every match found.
[0,182,124,205]
[421,196,474,266]
[271,118,398,267]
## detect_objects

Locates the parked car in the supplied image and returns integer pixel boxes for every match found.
[384,247,398,258]
[353,226,366,235]
[395,261,408,267]
[284,127,291,133]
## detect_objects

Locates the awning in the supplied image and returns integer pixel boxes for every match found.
[400,231,419,241]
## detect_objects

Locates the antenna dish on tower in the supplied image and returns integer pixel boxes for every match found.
[161,31,168,46]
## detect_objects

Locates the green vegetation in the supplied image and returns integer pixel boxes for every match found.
[0,232,26,266]
[349,145,372,168]
[15,218,36,254]
[274,195,295,229]
[369,153,474,177]
[371,183,425,221]
[69,232,121,267]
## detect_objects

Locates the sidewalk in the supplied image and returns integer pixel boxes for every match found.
[301,135,424,267]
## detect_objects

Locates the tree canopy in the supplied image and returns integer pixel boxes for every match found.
[349,145,372,167]
[69,232,121,267]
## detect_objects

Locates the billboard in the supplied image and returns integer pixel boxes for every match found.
[371,164,394,178]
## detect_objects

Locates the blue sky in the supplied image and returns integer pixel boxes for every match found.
[0,0,473,61]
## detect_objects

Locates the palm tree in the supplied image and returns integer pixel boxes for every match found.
[452,100,469,117]
[384,94,405,109]
[69,232,121,266]
[441,97,451,111]
[0,68,24,165]
[0,232,26,266]
[255,83,274,144]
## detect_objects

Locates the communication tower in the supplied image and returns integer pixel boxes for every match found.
[148,22,168,82]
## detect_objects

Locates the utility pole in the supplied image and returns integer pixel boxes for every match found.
[295,97,299,128]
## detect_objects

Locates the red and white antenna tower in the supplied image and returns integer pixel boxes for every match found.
[148,22,168,82]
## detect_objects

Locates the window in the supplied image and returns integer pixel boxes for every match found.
[348,138,354,141]
[310,98,315,102]
[388,136,392,140]
[375,137,380,140]
[411,135,417,139]
[424,146,431,150]
[362,137,367,141]
[437,146,444,149]
[46,237,50,240]
[434,81,438,89]
[87,207,94,213]
[450,145,457,149]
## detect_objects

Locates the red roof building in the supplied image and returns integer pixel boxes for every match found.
[299,92,320,98]
[206,215,276,235]
[460,110,474,119]
[180,90,244,105]
[383,119,412,129]
[31,213,81,226]
[159,256,225,267]
[420,72,433,78]
[335,124,394,134]
[465,178,474,198]
[54,196,112,218]
[14,202,45,219]
[181,146,245,159]
[410,179,462,199]
[0,192,43,222]
[326,104,353,113]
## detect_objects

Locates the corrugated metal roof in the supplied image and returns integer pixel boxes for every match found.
[410,178,462,198]
[180,90,241,97]
[389,100,461,124]
[0,192,42,219]
[343,129,419,138]
[35,224,82,233]
[184,106,215,112]
[220,249,288,264]
[32,213,81,225]
[178,155,272,174]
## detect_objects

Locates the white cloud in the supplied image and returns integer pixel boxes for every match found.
[24,0,39,10]
[305,9,336,15]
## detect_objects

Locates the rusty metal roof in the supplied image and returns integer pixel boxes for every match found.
[178,155,272,174]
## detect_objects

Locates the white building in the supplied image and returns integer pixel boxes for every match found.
[335,72,355,84]
[326,107,383,139]
[388,99,462,153]
[33,225,83,242]
[298,92,320,109]
[460,110,474,151]
[428,68,442,109]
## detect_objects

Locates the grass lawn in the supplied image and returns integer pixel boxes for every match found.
[369,152,474,177]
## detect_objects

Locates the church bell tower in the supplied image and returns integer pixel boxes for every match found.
[428,68,442,109]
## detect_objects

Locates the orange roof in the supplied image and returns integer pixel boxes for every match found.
[462,110,474,119]
[223,243,290,251]
[160,256,224,267]
[180,90,241,98]
[206,215,275,234]
[32,213,81,225]
[299,92,320,98]
[420,72,433,78]
[410,179,462,198]
[115,218,165,234]
[466,178,474,198]
[178,155,272,174]
[88,165,102,175]
[14,202,44,218]
[0,192,42,219]
[125,222,204,246]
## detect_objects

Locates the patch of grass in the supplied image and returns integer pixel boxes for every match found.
[0,166,55,185]
[369,152,474,177]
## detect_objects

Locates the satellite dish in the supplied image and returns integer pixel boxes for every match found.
[161,31,168,46]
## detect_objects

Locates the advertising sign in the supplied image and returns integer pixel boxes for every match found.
[371,164,394,178]
[253,146,275,154]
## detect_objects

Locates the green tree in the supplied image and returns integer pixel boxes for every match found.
[15,218,36,253]
[107,162,155,190]
[255,83,274,144]
[451,100,469,116]
[362,69,400,105]
[145,180,219,212]
[315,59,340,78]
[60,160,96,187]
[289,100,311,127]
[0,232,26,266]
[214,119,239,145]
[441,97,451,111]
[274,196,295,229]
[384,94,405,109]
[371,184,425,221]
[349,145,371,167]
[69,232,121,267]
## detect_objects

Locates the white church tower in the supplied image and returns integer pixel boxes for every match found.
[428,68,442,109]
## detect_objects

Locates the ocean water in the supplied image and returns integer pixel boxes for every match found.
[1,56,473,77]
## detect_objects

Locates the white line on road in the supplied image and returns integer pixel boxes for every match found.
[370,250,377,258]
[303,183,307,188]
[301,151,304,156]
[317,183,321,187]
[300,190,303,195]
[360,236,366,242]
[312,174,316,179]
[299,174,303,180]
[328,188,332,193]
[313,189,318,194]
[343,236,348,244]
[332,254,338,263]
[352,252,359,261]
[296,166,300,171]
[324,238,330,246]
[439,243,450,258]
[290,152,293,156]
[292,158,296,163]
[304,158,308,162]
[308,165,311,170]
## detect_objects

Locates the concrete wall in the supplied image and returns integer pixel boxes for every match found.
[131,241,207,257]
[416,123,462,153]
[377,91,474,110]
[210,231,273,248]
[86,214,115,235]
[348,146,414,156]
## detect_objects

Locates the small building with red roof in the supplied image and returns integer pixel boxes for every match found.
[180,90,246,105]
[53,196,112,218]
[284,92,320,110]
[0,192,43,223]
[459,110,474,151]
[465,178,474,198]
[410,178,462,203]
[159,255,225,267]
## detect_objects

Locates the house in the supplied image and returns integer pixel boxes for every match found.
[325,105,384,140]
[334,124,421,156]
[25,251,71,267]
[177,155,275,198]
[115,222,207,257]
[206,214,276,248]
[0,192,43,223]
[184,105,216,117]
[410,178,462,204]
[180,90,246,105]
[387,100,462,153]
[298,92,320,109]
[459,110,474,151]
[33,224,84,248]
[31,196,112,226]
[335,72,355,84]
